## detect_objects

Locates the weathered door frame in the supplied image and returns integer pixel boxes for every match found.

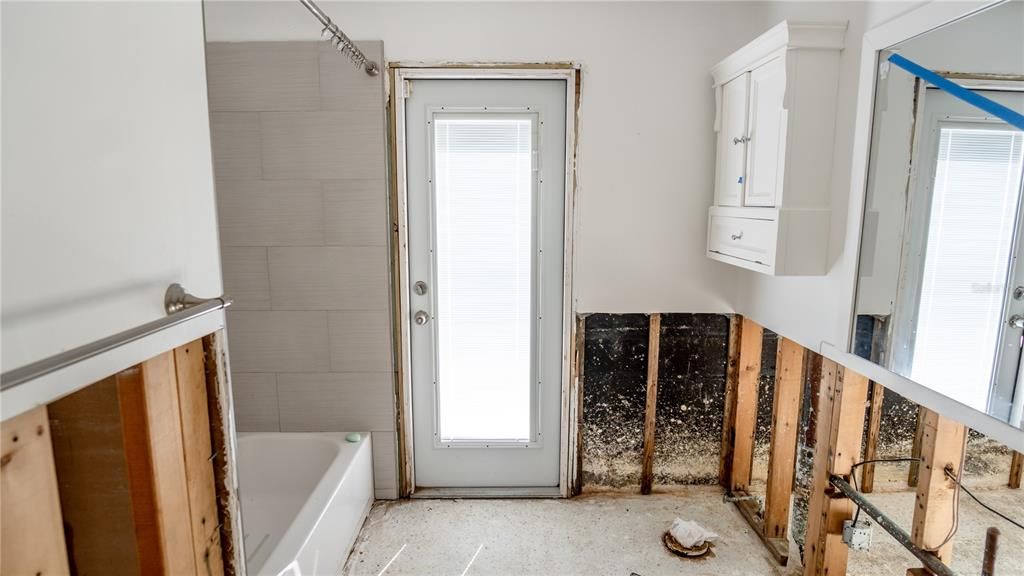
[388,64,581,497]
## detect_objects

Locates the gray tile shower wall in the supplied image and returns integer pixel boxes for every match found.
[205,41,396,499]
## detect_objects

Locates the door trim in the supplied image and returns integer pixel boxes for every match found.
[388,65,581,498]
[410,486,563,500]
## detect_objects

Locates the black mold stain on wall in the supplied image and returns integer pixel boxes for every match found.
[653,314,731,485]
[753,331,779,482]
[875,390,918,457]
[791,353,823,557]
[582,313,778,488]
[581,313,649,487]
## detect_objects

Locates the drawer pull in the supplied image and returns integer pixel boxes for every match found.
[731,231,744,241]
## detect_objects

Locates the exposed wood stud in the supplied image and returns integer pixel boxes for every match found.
[118,352,197,575]
[175,340,225,576]
[731,316,763,493]
[572,314,587,497]
[640,313,662,495]
[908,407,925,488]
[982,527,1000,576]
[0,406,69,576]
[731,492,789,562]
[388,66,414,499]
[763,337,806,555]
[1010,451,1022,490]
[720,318,791,565]
[910,408,967,566]
[720,314,743,488]
[860,381,885,493]
[48,377,140,572]
[803,363,870,576]
[203,333,242,575]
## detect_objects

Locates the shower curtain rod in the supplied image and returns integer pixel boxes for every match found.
[299,0,379,76]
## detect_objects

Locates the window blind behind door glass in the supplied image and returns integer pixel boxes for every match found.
[913,127,1024,409]
[432,115,535,441]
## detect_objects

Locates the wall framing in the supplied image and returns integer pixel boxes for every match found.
[387,63,582,497]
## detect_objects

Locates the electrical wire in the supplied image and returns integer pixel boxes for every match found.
[851,457,923,472]
[849,457,922,524]
[943,467,1024,532]
[925,463,961,553]
[843,453,1023,558]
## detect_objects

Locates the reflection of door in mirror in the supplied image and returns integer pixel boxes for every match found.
[893,86,1024,417]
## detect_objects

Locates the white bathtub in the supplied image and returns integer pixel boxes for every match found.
[237,432,374,576]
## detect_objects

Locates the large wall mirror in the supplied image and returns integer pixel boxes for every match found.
[853,1,1024,429]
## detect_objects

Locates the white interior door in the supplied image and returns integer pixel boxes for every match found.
[405,78,566,488]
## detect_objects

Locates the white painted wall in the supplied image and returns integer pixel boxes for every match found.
[899,1,1023,75]
[202,0,803,314]
[2,2,223,378]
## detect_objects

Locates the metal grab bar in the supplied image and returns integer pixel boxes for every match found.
[0,284,232,392]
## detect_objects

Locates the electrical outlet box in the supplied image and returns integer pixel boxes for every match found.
[842,519,872,551]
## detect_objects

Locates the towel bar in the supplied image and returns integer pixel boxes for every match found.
[0,284,231,391]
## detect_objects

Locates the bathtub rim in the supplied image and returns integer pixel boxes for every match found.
[237,431,372,576]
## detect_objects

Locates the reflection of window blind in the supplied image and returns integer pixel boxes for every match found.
[912,127,1024,410]
[433,116,534,441]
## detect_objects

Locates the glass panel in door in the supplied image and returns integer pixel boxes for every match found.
[911,124,1024,409]
[432,115,535,442]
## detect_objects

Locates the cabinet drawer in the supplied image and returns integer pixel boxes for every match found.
[708,214,776,267]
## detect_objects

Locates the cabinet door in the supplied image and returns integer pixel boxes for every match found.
[744,57,786,207]
[715,74,749,207]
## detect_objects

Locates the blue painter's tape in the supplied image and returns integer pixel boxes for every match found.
[887,53,1024,131]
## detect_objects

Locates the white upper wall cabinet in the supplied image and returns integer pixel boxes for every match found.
[707,20,847,276]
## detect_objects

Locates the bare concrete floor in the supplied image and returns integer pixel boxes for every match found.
[344,486,1023,576]
[345,487,800,576]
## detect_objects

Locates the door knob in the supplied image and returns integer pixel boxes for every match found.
[1009,314,1024,329]
[414,310,430,325]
